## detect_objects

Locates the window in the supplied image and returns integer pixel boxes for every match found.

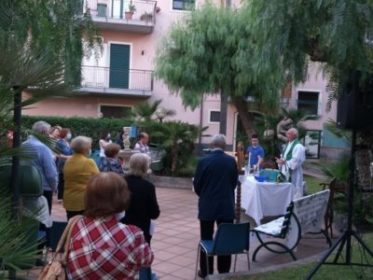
[75,0,84,15]
[209,111,220,123]
[173,0,195,11]
[297,91,319,115]
[97,4,107,17]
[100,105,131,118]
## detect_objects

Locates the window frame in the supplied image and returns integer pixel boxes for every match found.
[99,104,132,119]
[171,0,195,11]
[209,110,221,124]
[97,3,107,17]
[297,90,320,116]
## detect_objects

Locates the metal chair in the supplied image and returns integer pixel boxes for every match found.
[252,202,301,261]
[320,178,347,239]
[195,222,250,279]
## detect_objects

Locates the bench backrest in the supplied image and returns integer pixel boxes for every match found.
[293,190,330,234]
[278,202,295,238]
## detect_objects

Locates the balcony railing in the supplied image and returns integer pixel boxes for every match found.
[80,65,153,96]
[84,0,157,33]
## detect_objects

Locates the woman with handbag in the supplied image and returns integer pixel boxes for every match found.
[66,172,153,279]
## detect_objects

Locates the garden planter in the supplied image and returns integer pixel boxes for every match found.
[148,174,193,190]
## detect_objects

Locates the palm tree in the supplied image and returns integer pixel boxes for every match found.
[0,0,99,275]
[132,99,175,123]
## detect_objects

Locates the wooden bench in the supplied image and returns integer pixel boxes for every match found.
[252,190,331,261]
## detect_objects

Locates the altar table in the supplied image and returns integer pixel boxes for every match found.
[238,175,294,225]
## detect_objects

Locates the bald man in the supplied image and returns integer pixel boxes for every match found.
[193,134,238,278]
[276,128,306,198]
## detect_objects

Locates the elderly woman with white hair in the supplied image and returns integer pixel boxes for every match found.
[121,153,160,244]
[63,136,99,219]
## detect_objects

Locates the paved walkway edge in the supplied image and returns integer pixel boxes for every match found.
[207,250,327,279]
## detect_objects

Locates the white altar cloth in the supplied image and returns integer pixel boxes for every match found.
[239,175,294,225]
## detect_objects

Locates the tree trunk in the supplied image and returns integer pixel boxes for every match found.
[10,87,22,220]
[219,92,228,135]
[232,97,255,138]
[171,143,178,174]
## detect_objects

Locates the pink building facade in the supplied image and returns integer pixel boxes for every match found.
[25,0,337,152]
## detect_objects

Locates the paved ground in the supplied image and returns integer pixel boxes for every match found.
[25,186,331,279]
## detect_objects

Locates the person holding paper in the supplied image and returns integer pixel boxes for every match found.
[276,128,306,198]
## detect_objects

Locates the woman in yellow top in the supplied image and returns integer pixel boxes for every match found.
[63,136,99,219]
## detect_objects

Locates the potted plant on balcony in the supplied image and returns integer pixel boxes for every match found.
[125,1,136,20]
[140,12,153,23]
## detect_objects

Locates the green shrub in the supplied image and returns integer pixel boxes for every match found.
[0,187,40,277]
[139,120,201,177]
[22,116,201,176]
[22,116,133,149]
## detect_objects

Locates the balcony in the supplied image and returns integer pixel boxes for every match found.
[79,65,153,97]
[84,0,157,34]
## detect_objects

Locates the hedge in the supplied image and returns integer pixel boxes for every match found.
[22,116,133,149]
[22,116,201,176]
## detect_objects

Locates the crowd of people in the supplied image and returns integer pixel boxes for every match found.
[21,121,158,279]
[20,120,306,279]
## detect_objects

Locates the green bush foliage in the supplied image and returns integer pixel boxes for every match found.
[22,116,200,176]
[22,116,133,149]
[0,190,40,276]
[139,120,202,177]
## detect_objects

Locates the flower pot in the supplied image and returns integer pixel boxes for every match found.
[140,13,153,23]
[125,11,134,20]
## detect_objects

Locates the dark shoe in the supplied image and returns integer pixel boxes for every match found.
[197,270,206,279]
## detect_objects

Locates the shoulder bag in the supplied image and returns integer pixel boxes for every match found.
[38,216,82,280]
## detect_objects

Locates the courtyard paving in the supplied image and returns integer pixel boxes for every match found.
[25,186,331,279]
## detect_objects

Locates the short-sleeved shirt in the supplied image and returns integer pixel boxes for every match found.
[67,216,153,280]
[246,145,265,167]
[98,157,124,175]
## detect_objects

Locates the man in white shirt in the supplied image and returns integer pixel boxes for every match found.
[276,128,306,198]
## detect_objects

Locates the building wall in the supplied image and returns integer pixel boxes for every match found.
[24,0,336,150]
[24,95,139,117]
[289,62,337,131]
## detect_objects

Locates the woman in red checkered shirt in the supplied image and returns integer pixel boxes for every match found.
[66,172,153,280]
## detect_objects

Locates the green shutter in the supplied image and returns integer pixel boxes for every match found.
[97,4,107,17]
[109,44,130,89]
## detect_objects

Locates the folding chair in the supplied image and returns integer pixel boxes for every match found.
[195,222,250,279]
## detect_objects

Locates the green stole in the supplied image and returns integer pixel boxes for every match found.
[284,139,301,161]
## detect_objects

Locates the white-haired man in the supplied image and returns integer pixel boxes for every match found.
[193,134,238,278]
[22,121,58,213]
[276,128,306,198]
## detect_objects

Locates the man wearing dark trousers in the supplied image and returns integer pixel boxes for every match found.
[193,134,238,278]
